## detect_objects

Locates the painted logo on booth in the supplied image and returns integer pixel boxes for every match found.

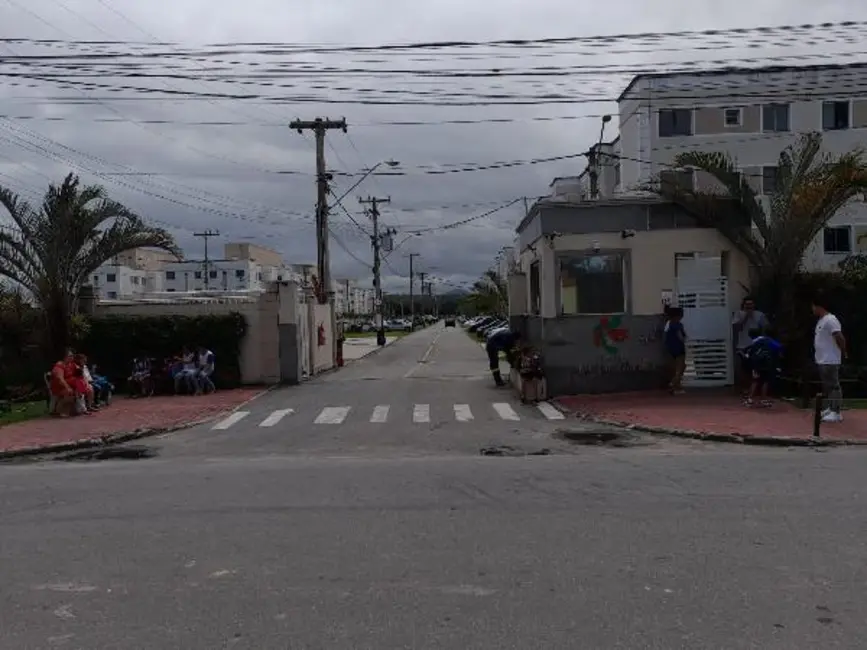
[593,315,629,355]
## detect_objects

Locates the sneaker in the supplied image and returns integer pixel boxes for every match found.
[743,398,753,407]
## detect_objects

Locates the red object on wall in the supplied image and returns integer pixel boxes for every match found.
[317,323,326,347]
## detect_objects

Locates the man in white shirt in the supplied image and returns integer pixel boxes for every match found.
[812,296,847,423]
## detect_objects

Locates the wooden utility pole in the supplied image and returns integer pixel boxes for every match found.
[407,253,420,330]
[359,195,393,346]
[289,117,347,304]
[193,229,220,289]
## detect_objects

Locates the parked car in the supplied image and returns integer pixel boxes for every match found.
[468,316,495,333]
[445,317,456,327]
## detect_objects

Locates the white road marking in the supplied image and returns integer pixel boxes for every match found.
[370,405,390,423]
[454,404,473,421]
[413,404,431,423]
[315,406,350,424]
[212,411,249,430]
[493,402,520,421]
[259,408,294,427]
[537,402,565,420]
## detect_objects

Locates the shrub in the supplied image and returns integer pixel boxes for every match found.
[77,313,248,388]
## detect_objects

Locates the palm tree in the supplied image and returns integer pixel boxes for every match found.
[0,173,180,357]
[653,132,867,339]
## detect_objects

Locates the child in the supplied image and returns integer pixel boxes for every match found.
[664,306,687,394]
[742,328,783,408]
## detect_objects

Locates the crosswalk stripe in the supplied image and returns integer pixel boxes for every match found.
[454,404,473,421]
[370,405,390,423]
[413,404,430,423]
[493,402,520,421]
[259,408,294,427]
[315,406,350,424]
[212,411,249,430]
[536,402,565,420]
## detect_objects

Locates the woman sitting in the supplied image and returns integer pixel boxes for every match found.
[70,353,96,413]
[88,363,114,407]
[48,350,76,417]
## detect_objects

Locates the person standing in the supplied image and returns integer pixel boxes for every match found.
[732,297,769,394]
[664,307,687,394]
[812,296,847,423]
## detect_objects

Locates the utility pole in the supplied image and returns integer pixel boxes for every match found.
[407,253,420,330]
[289,117,347,304]
[359,195,394,346]
[417,272,427,315]
[193,229,220,289]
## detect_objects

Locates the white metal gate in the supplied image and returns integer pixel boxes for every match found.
[674,260,732,387]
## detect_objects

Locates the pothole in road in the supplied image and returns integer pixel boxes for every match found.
[55,445,158,462]
[554,429,654,448]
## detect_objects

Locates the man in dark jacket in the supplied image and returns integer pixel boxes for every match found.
[486,329,521,386]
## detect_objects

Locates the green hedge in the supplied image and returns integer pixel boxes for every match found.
[77,313,248,388]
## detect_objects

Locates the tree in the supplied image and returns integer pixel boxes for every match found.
[653,132,867,343]
[0,173,180,357]
[461,269,508,315]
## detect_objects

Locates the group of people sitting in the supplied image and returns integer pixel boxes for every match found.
[48,349,114,417]
[128,346,216,397]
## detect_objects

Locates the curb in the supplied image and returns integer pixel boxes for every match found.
[549,399,867,448]
[0,385,277,461]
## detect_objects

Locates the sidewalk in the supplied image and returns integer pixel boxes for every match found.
[342,335,397,362]
[554,391,867,445]
[0,388,266,457]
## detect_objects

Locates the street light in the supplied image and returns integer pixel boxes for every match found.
[335,159,401,203]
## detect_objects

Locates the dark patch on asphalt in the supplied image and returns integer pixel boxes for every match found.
[55,445,158,462]
[479,445,552,457]
[554,429,654,448]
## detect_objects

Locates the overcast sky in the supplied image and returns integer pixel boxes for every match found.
[1,0,866,293]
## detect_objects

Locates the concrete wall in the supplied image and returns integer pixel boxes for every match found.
[312,303,334,375]
[90,281,332,385]
[514,314,669,396]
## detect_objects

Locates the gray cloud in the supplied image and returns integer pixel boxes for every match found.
[1,0,866,293]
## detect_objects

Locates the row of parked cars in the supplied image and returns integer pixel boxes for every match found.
[342,316,438,333]
[463,315,510,341]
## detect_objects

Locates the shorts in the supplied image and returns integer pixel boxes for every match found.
[751,366,775,385]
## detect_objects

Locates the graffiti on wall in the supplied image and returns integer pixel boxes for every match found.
[571,357,665,377]
[592,315,629,354]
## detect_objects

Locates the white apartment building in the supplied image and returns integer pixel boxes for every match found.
[162,259,267,292]
[333,279,374,316]
[92,263,163,300]
[613,62,867,271]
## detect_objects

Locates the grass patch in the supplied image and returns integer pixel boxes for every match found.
[0,400,48,427]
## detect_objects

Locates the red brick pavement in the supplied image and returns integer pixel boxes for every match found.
[554,391,867,444]
[0,388,266,454]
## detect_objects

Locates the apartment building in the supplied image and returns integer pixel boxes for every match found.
[333,279,374,316]
[113,247,179,271]
[92,263,162,300]
[162,259,264,292]
[224,242,284,268]
[614,62,867,270]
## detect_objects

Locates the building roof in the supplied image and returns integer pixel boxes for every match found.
[515,193,665,233]
[617,60,867,102]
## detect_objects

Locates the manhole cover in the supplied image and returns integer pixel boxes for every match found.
[555,430,649,447]
[56,445,157,462]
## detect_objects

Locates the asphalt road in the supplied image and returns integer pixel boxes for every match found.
[3,324,867,649]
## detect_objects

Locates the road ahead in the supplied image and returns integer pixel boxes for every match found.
[3,324,867,649]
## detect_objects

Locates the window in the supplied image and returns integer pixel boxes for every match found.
[194,271,202,279]
[823,101,850,131]
[762,104,790,132]
[107,291,117,299]
[823,226,852,254]
[209,270,218,279]
[723,108,742,127]
[559,253,626,315]
[658,169,694,192]
[235,269,246,279]
[106,273,116,283]
[614,162,621,188]
[132,276,140,285]
[529,261,540,315]
[761,166,778,195]
[166,288,176,292]
[166,271,176,280]
[92,275,98,283]
[658,109,693,137]
[258,273,263,281]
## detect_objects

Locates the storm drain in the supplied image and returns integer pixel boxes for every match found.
[56,445,157,462]
[479,445,552,457]
[554,429,652,448]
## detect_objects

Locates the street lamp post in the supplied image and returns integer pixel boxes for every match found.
[588,114,612,200]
